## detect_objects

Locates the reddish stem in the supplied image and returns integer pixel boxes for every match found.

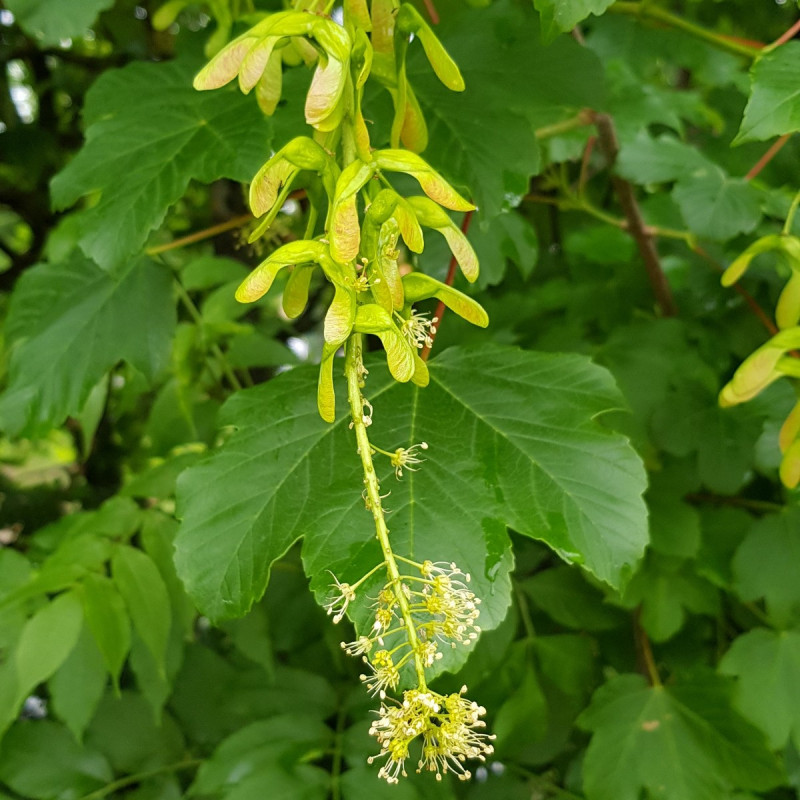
[745,134,791,181]
[693,245,779,336]
[720,34,765,48]
[420,210,473,361]
[422,0,440,25]
[772,18,800,47]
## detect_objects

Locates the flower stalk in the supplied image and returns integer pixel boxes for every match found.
[345,333,429,689]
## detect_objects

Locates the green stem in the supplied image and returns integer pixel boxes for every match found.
[743,601,774,627]
[76,760,202,800]
[145,214,251,256]
[174,279,244,392]
[344,335,428,689]
[534,110,595,141]
[507,764,586,799]
[514,584,536,640]
[609,2,760,59]
[784,189,800,235]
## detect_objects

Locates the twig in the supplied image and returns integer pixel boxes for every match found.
[174,280,245,391]
[771,17,800,48]
[422,0,440,25]
[693,246,779,336]
[146,214,252,256]
[685,492,784,513]
[420,210,473,361]
[593,113,678,317]
[534,109,595,141]
[76,760,202,800]
[745,134,791,181]
[633,607,662,688]
[608,2,760,59]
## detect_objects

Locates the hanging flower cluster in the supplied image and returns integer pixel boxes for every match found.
[329,557,493,781]
[192,0,494,783]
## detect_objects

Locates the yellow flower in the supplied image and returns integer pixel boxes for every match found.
[369,687,494,783]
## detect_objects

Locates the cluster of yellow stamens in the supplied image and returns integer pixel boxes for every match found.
[367,687,495,783]
[326,554,489,782]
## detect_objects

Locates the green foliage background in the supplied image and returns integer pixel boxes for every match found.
[2,0,800,798]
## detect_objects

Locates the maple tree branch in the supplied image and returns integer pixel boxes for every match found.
[745,134,791,181]
[609,2,760,59]
[146,214,252,255]
[534,109,595,141]
[594,113,678,317]
[634,608,662,688]
[692,245,779,336]
[422,0,440,25]
[771,17,800,48]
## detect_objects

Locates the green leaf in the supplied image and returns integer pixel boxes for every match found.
[533,634,596,698]
[406,0,604,218]
[170,645,336,747]
[79,574,131,690]
[4,0,114,46]
[0,254,175,436]
[470,210,539,287]
[49,623,107,742]
[0,720,111,800]
[736,42,800,144]
[621,553,719,642]
[617,132,713,184]
[85,692,185,773]
[520,565,626,632]
[695,508,753,590]
[339,768,422,800]
[673,167,762,241]
[121,450,206,501]
[129,630,183,724]
[492,668,548,752]
[533,0,615,42]
[111,545,171,676]
[181,256,249,292]
[578,673,783,800]
[175,344,647,672]
[720,628,800,750]
[733,509,800,627]
[646,464,701,558]
[190,716,332,796]
[50,57,272,269]
[14,590,83,708]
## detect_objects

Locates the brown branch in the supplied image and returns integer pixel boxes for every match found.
[745,134,791,181]
[422,0,440,25]
[593,113,678,317]
[420,210,473,362]
[693,245,779,336]
[633,607,662,688]
[146,214,252,256]
[771,17,800,48]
